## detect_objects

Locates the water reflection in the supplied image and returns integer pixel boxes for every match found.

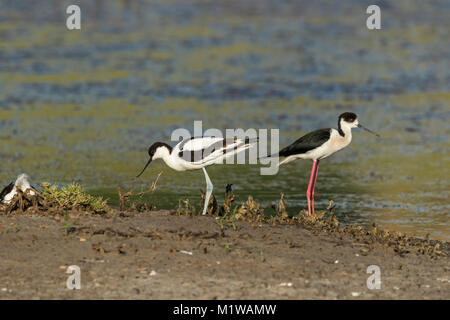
[0,0,448,240]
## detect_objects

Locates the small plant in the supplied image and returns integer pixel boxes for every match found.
[215,211,228,230]
[215,205,240,231]
[235,196,265,221]
[224,243,232,253]
[41,182,110,214]
[231,206,238,231]
[176,199,182,216]
[272,193,288,218]
[184,199,193,216]
[176,198,196,216]
[0,222,20,233]
[63,212,73,235]
[260,248,265,263]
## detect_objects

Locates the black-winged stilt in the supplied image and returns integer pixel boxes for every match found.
[275,112,379,216]
[136,137,257,215]
[0,173,36,204]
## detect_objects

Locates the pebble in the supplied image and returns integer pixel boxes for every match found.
[278,282,293,287]
[351,292,361,297]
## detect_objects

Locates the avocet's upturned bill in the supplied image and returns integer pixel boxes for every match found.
[271,112,379,216]
[136,136,257,215]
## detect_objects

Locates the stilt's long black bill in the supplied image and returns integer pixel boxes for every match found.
[358,124,380,137]
[136,158,152,178]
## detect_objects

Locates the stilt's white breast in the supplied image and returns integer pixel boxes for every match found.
[329,128,352,152]
[298,129,352,161]
[315,128,352,159]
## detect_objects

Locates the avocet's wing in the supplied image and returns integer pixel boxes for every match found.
[177,137,225,153]
[177,136,257,164]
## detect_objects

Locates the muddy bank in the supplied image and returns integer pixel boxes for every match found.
[0,207,448,299]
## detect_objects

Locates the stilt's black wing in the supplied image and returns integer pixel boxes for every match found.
[0,182,14,201]
[278,128,331,157]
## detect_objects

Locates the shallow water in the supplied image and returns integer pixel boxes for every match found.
[0,0,448,240]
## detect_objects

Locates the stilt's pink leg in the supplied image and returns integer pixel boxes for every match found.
[310,160,320,214]
[306,160,317,216]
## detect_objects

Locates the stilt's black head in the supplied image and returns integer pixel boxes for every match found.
[338,112,380,137]
[339,112,358,123]
[338,112,358,136]
[136,142,173,178]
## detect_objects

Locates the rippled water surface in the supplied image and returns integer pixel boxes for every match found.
[0,0,448,239]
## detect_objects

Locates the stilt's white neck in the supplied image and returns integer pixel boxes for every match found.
[338,119,355,137]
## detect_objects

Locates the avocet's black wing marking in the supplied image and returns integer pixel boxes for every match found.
[0,182,14,201]
[178,137,256,163]
[178,137,224,152]
[279,128,331,157]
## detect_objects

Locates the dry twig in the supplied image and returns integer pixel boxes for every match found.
[118,172,162,211]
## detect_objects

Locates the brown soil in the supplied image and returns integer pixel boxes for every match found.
[0,208,448,299]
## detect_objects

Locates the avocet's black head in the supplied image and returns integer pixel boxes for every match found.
[338,112,379,137]
[136,142,172,178]
[148,142,171,158]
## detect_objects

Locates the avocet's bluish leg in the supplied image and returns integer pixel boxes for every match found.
[202,167,213,215]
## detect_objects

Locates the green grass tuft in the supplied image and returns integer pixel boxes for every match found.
[40,182,111,214]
